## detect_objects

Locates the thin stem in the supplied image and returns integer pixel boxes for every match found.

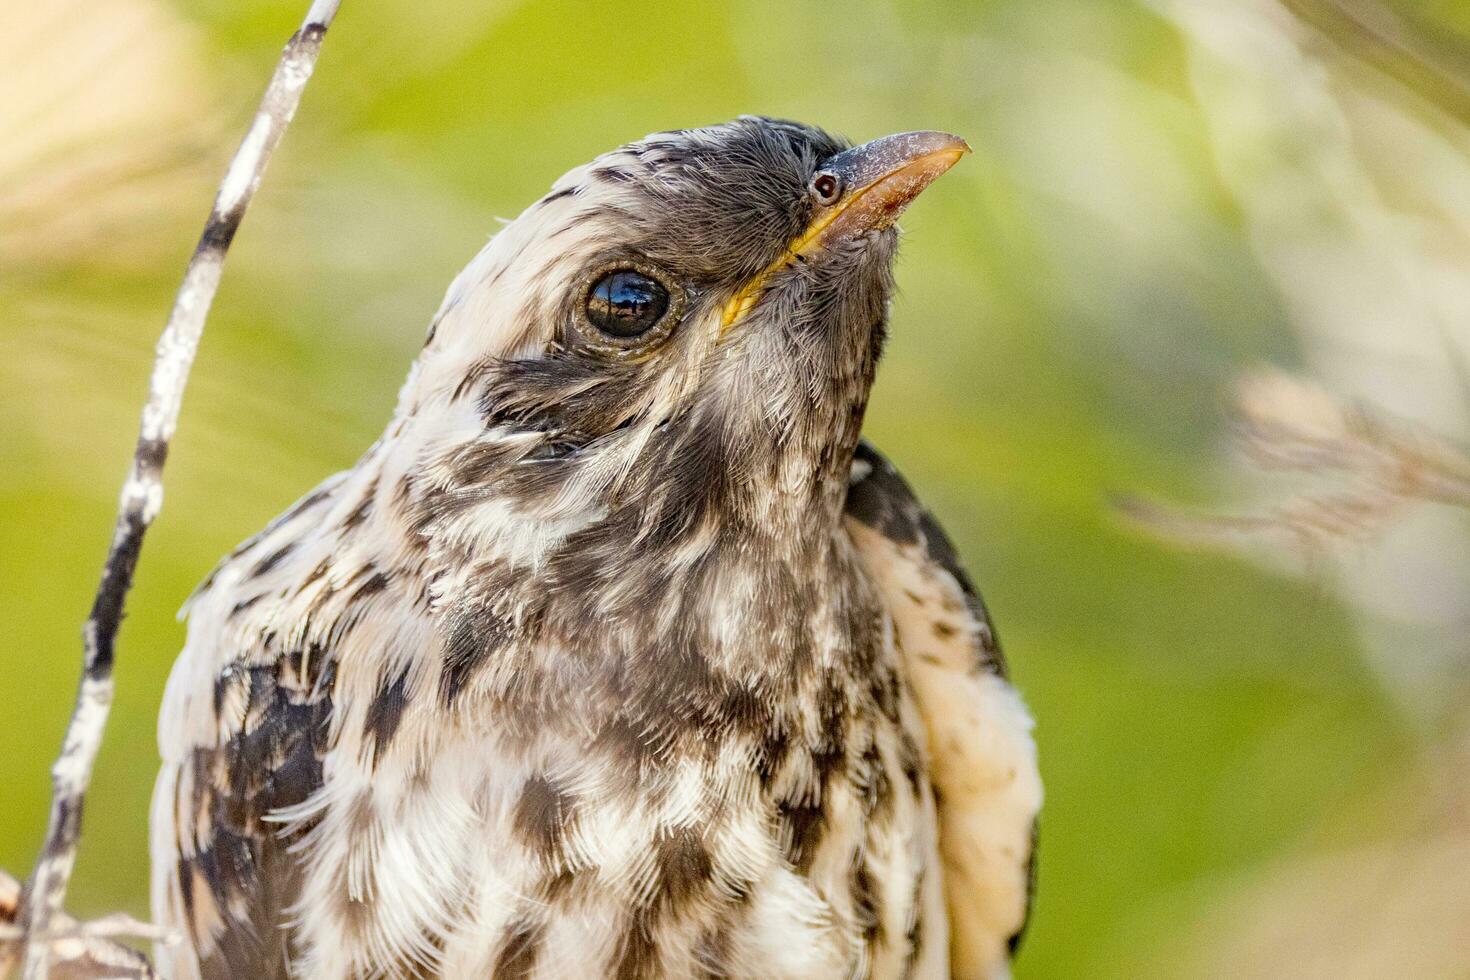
[18,4,343,977]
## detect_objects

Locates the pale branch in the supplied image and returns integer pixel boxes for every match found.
[3,870,160,980]
[14,3,344,977]
[1,870,15,975]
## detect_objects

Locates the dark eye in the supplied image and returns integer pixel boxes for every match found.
[585,268,671,338]
[811,171,843,205]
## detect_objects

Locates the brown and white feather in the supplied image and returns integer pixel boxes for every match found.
[149,118,1039,980]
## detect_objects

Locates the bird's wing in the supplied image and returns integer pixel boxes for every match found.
[150,473,358,980]
[843,441,1041,980]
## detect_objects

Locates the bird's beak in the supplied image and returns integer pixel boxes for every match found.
[721,131,970,332]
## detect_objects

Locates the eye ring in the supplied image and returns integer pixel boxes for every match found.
[571,260,686,358]
[810,170,843,206]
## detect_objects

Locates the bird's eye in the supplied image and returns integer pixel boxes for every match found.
[573,261,685,356]
[810,171,843,205]
[585,268,671,339]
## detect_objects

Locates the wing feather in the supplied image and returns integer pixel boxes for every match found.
[844,441,1042,980]
[151,479,347,980]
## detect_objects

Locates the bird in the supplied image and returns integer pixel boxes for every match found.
[149,116,1042,980]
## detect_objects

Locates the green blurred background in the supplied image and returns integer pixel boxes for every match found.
[5,0,1470,976]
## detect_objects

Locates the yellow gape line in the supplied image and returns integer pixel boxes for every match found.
[719,202,849,333]
[719,137,968,336]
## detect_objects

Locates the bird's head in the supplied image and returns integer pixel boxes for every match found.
[392,116,966,564]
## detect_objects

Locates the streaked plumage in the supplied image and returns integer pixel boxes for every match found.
[150,117,1041,979]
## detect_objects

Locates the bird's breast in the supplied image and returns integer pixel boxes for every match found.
[285,565,948,979]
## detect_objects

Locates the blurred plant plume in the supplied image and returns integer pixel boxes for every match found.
[1132,2,1470,975]
[0,0,220,269]
[1123,369,1470,558]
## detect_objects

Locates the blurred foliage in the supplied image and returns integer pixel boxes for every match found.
[3,0,1469,976]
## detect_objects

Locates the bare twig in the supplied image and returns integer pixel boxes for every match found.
[4,875,163,980]
[1,870,17,977]
[14,3,343,977]
[4,868,164,980]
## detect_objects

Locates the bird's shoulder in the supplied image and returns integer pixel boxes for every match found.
[152,464,425,978]
[843,440,1042,979]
